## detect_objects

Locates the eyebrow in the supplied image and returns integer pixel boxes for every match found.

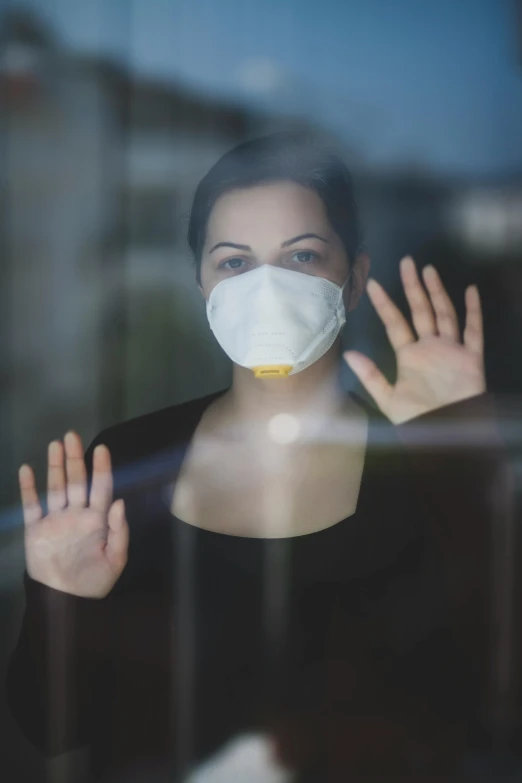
[208,233,330,254]
[209,241,250,254]
[281,233,330,247]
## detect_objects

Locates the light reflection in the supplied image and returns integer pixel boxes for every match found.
[267,413,301,445]
[185,732,295,783]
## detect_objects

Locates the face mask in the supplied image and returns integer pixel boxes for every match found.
[206,264,349,378]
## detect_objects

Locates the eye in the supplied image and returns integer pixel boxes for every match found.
[291,250,319,264]
[219,257,246,271]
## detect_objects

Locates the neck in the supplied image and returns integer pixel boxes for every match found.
[223,341,347,432]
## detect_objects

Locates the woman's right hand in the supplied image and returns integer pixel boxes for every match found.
[18,431,129,598]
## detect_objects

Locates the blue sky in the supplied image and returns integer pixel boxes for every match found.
[5,0,522,176]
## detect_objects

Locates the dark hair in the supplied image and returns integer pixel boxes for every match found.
[187,131,364,284]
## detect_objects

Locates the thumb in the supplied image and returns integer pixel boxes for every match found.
[106,499,129,571]
[343,350,392,414]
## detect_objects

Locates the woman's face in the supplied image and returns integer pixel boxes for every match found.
[199,181,351,299]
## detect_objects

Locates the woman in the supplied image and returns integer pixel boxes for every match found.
[7,132,510,781]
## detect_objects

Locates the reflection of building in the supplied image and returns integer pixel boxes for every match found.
[0,10,264,506]
[0,12,120,508]
[120,76,259,417]
[1,9,521,510]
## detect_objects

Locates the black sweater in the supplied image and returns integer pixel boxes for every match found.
[6,390,515,781]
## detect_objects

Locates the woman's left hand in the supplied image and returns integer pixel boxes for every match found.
[343,256,486,425]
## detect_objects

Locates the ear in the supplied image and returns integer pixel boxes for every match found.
[344,251,370,312]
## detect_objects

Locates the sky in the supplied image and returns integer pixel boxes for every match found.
[4,0,522,176]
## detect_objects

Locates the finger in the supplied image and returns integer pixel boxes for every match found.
[64,431,88,508]
[106,499,129,572]
[343,350,393,415]
[89,444,113,515]
[19,464,43,525]
[47,441,67,513]
[421,265,460,342]
[399,256,437,338]
[366,277,415,352]
[463,284,484,356]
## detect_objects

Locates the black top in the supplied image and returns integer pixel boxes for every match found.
[6,389,515,781]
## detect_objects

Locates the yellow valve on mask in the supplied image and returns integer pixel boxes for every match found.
[252,365,293,379]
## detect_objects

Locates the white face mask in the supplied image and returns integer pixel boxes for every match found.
[206,264,349,378]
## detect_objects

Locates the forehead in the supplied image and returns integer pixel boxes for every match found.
[204,181,331,245]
